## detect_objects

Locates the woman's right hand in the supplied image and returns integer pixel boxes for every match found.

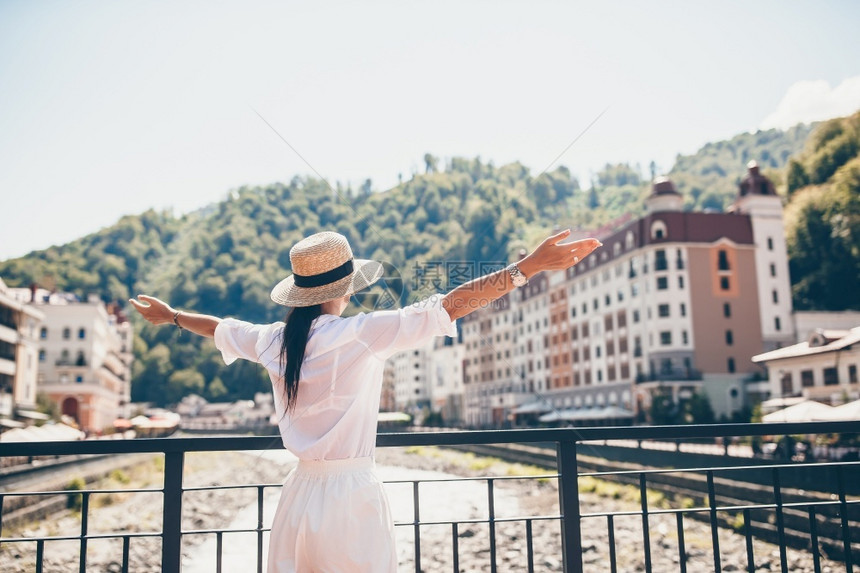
[518,229,602,277]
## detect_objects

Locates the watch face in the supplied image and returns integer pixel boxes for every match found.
[509,265,527,287]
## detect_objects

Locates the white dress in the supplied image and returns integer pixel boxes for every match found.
[214,295,457,572]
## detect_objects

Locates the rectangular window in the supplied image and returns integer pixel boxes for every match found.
[604,315,613,331]
[767,237,774,251]
[718,250,730,271]
[780,372,793,395]
[583,346,590,361]
[770,263,777,277]
[660,331,672,345]
[584,370,592,385]
[849,365,857,384]
[801,370,814,387]
[631,284,640,297]
[619,338,628,353]
[720,276,730,291]
[78,328,86,340]
[723,303,731,318]
[617,311,627,328]
[608,365,616,381]
[682,330,688,345]
[633,337,642,357]
[582,323,590,338]
[775,317,782,331]
[597,369,603,382]
[657,277,668,290]
[595,345,602,358]
[727,357,736,373]
[823,367,838,386]
[593,298,599,310]
[606,340,615,356]
[772,290,779,304]
[726,330,734,345]
[658,304,670,318]
[605,294,611,307]
[678,276,685,289]
[680,303,686,317]
[632,310,640,324]
[655,249,668,271]
[621,363,630,379]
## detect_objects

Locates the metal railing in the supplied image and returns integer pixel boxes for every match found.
[0,420,858,572]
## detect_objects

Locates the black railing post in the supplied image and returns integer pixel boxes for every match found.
[557,438,583,573]
[162,451,185,573]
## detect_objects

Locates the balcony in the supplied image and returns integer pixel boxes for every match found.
[1,422,858,572]
[637,368,704,383]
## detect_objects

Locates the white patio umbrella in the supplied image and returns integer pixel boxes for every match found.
[819,399,860,422]
[761,400,835,423]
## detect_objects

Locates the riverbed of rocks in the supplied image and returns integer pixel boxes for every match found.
[0,447,848,572]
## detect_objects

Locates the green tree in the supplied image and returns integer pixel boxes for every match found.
[685,392,715,424]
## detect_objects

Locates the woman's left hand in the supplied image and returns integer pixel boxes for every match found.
[129,295,176,326]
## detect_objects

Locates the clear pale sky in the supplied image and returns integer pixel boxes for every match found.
[1,0,859,260]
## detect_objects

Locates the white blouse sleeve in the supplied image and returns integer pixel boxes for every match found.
[213,318,275,365]
[355,294,458,360]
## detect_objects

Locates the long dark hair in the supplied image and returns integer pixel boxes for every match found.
[278,304,322,412]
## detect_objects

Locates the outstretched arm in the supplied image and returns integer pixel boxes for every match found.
[128,295,222,338]
[441,229,602,321]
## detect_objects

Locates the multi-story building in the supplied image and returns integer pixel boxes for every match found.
[0,279,44,426]
[429,335,465,424]
[389,326,465,424]
[390,343,434,414]
[459,162,794,425]
[13,288,134,433]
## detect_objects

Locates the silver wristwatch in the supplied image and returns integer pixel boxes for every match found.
[506,263,528,287]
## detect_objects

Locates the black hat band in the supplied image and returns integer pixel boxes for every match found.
[293,259,354,288]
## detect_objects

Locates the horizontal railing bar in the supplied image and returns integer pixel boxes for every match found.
[181,513,567,535]
[581,499,860,519]
[1,532,163,543]
[393,515,563,527]
[0,487,164,497]
[183,484,281,492]
[384,474,560,484]
[183,527,270,535]
[579,459,860,477]
[1,421,857,456]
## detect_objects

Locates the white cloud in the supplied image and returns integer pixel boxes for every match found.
[760,76,860,130]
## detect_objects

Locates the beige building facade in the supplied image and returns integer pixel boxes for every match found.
[14,288,133,433]
[0,279,44,426]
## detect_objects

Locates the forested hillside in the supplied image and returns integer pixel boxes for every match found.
[1,119,850,405]
[669,124,814,212]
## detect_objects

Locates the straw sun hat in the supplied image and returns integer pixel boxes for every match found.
[270,232,384,307]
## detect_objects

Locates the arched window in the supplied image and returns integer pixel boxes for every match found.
[650,220,667,240]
